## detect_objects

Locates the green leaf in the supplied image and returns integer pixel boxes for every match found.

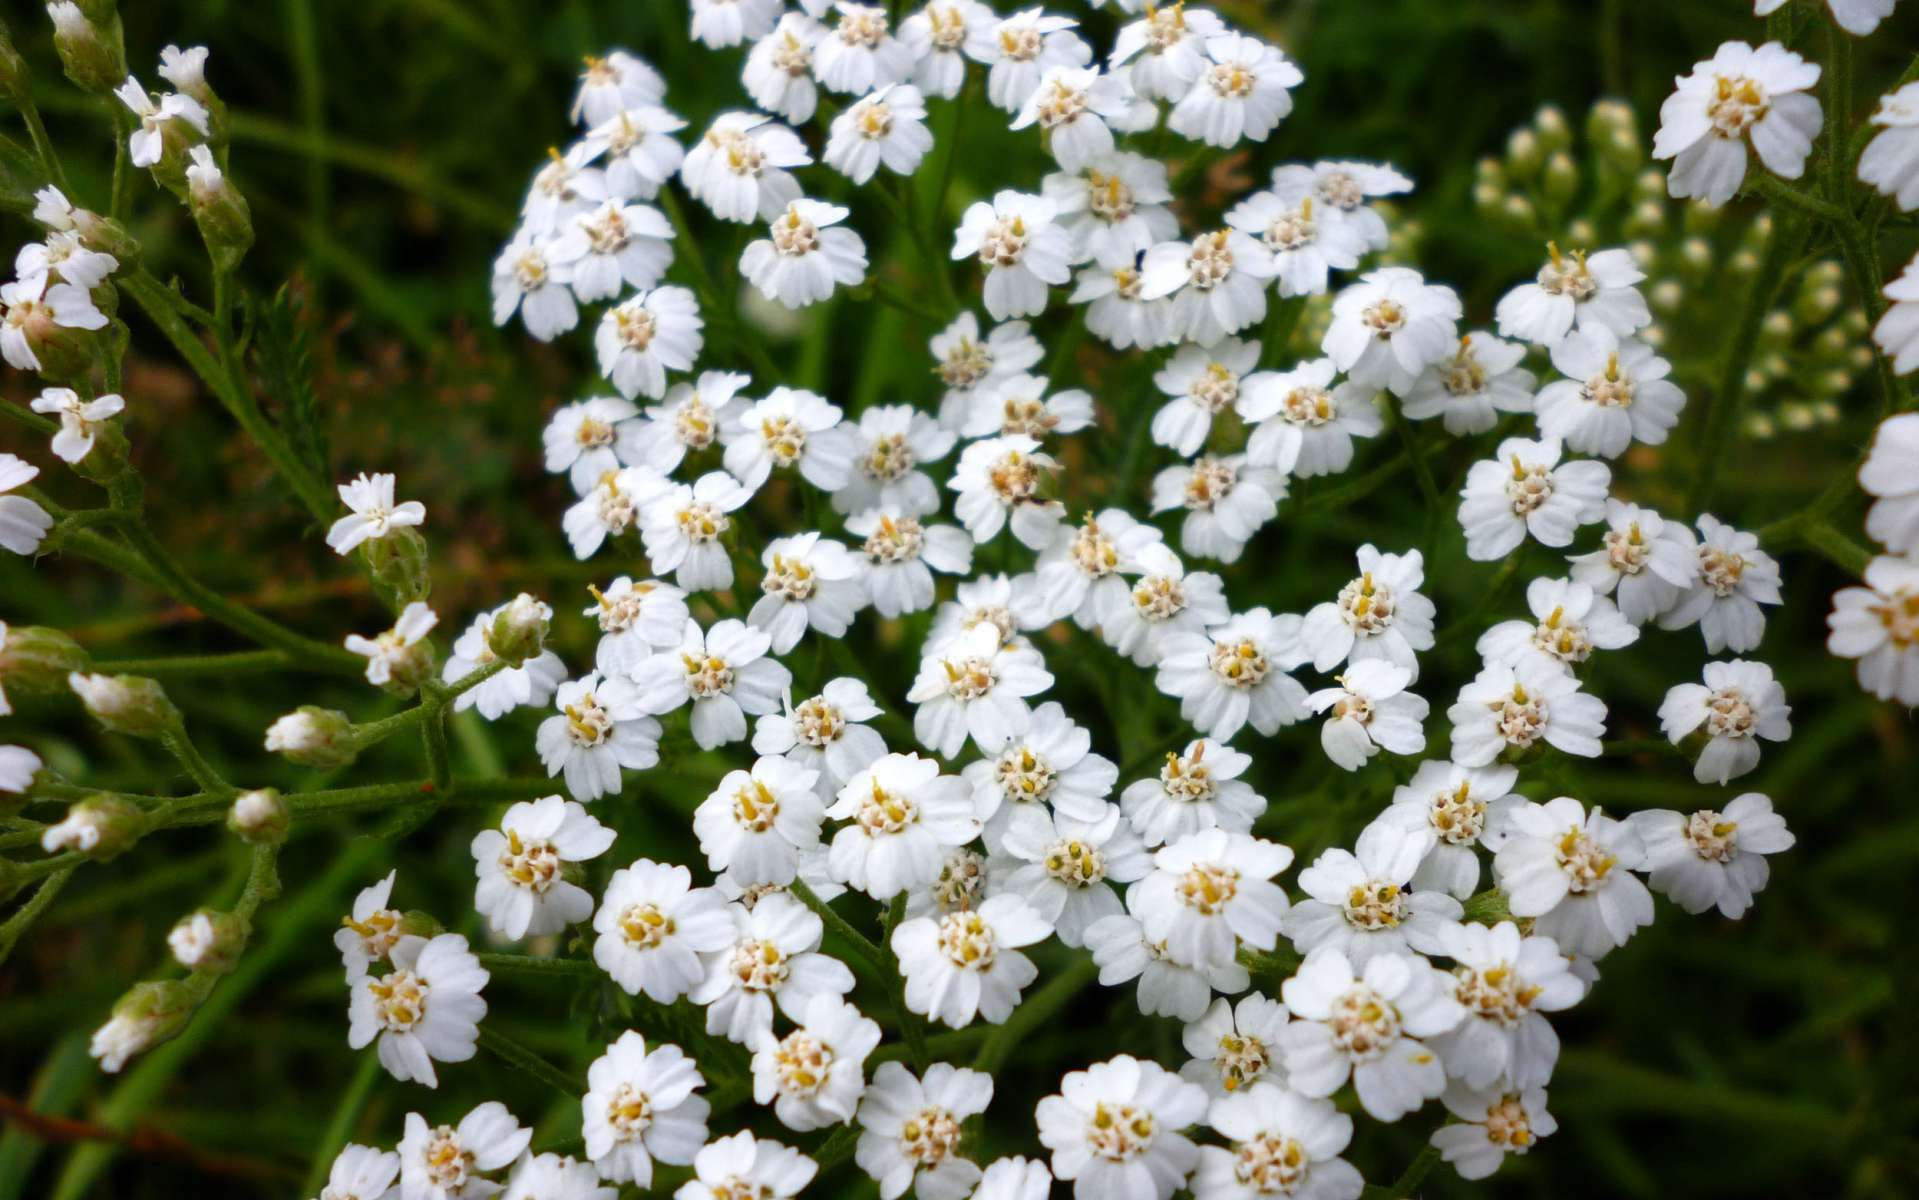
[250,279,330,487]
[0,131,45,215]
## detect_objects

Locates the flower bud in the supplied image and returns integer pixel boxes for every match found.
[1504,127,1541,181]
[486,594,552,667]
[185,146,251,273]
[0,18,31,105]
[167,907,248,974]
[68,672,178,737]
[46,2,125,95]
[1541,151,1579,208]
[0,745,43,817]
[91,978,195,1074]
[41,793,147,860]
[263,706,360,769]
[378,639,439,699]
[1,624,90,700]
[227,787,289,843]
[361,526,431,611]
[158,44,222,128]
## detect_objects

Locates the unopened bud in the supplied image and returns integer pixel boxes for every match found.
[1541,151,1579,208]
[167,907,247,974]
[41,793,147,860]
[185,146,251,272]
[1505,128,1541,181]
[263,706,359,769]
[91,978,195,1073]
[486,594,552,667]
[361,526,431,611]
[46,1,125,95]
[1683,201,1724,237]
[68,672,177,737]
[0,745,44,812]
[1499,193,1535,229]
[227,788,289,843]
[1534,104,1571,153]
[1,624,90,700]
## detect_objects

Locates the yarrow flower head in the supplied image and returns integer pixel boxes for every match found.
[581,1030,710,1186]
[1493,796,1654,959]
[1035,1054,1208,1200]
[1654,40,1822,207]
[855,1062,993,1200]
[348,933,488,1087]
[470,794,615,940]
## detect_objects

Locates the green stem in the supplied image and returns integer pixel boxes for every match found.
[883,893,930,1071]
[0,867,75,967]
[92,650,292,675]
[657,187,783,384]
[17,95,69,193]
[300,1051,382,1198]
[477,1026,580,1098]
[973,955,1096,1075]
[156,727,236,800]
[789,879,887,976]
[476,952,597,979]
[1387,1145,1442,1199]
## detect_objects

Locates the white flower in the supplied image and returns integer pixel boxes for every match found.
[1656,514,1783,653]
[904,845,997,921]
[316,1144,400,1200]
[693,891,856,1043]
[335,870,404,983]
[442,607,566,721]
[677,1132,817,1200]
[326,472,426,555]
[1653,41,1822,206]
[1085,890,1250,1021]
[641,472,755,591]
[552,201,675,303]
[348,934,487,1088]
[1448,656,1607,765]
[834,404,956,517]
[999,803,1149,945]
[749,532,865,654]
[114,74,210,168]
[1150,338,1258,456]
[544,396,640,495]
[1431,1084,1555,1181]
[490,231,577,341]
[1110,5,1228,102]
[571,51,666,127]
[1011,66,1128,171]
[1225,182,1369,299]
[520,145,609,235]
[1828,555,1919,704]
[984,9,1092,114]
[581,1031,710,1187]
[1120,738,1265,848]
[681,112,810,223]
[397,1103,529,1200]
[1427,920,1585,1090]
[1566,500,1699,625]
[1374,763,1521,900]
[849,507,975,616]
[742,200,870,309]
[0,272,107,372]
[1100,553,1231,667]
[14,229,117,292]
[907,622,1054,757]
[1862,82,1919,211]
[1400,332,1535,436]
[1457,436,1611,561]
[825,84,934,187]
[1860,411,1919,550]
[586,576,691,678]
[1278,948,1464,1122]
[855,1062,992,1200]
[892,892,1052,1027]
[901,0,996,98]
[1072,262,1170,350]
[814,3,916,95]
[578,104,687,201]
[1139,228,1275,347]
[536,672,661,802]
[633,619,791,750]
[745,14,826,123]
[500,1154,614,1200]
[1493,796,1654,959]
[1299,545,1435,679]
[471,795,615,940]
[954,190,1075,320]
[592,859,736,1002]
[595,285,704,400]
[1534,327,1684,458]
[930,312,1044,429]
[1044,153,1178,269]
[1282,160,1414,254]
[1151,454,1283,565]
[960,372,1094,441]
[1304,661,1430,773]
[1755,0,1897,33]
[29,387,123,465]
[0,745,42,795]
[566,467,670,560]
[750,994,883,1130]
[0,456,52,556]
[724,386,859,492]
[1628,793,1794,918]
[1036,1055,1208,1200]
[1154,608,1309,742]
[1134,829,1293,968]
[1322,268,1462,397]
[628,371,751,474]
[1284,821,1458,969]
[695,755,825,887]
[1028,508,1172,629]
[1195,1082,1362,1200]
[1239,359,1381,478]
[1168,33,1302,147]
[691,0,782,48]
[754,677,890,791]
[825,751,983,899]
[966,699,1118,847]
[1658,659,1792,784]
[1476,575,1638,676]
[949,434,1064,548]
[345,602,438,689]
[1179,994,1290,1098]
[1494,244,1650,346]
